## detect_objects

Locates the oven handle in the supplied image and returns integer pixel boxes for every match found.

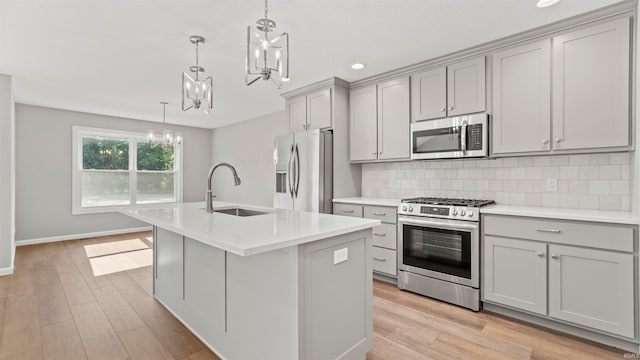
[398,216,479,231]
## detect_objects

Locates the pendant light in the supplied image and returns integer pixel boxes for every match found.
[147,102,182,148]
[245,0,289,88]
[182,35,214,113]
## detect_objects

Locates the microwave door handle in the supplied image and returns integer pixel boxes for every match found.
[460,121,468,153]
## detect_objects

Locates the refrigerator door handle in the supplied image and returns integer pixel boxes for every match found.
[294,144,300,198]
[288,145,295,198]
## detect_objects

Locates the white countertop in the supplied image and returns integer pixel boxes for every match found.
[481,205,639,225]
[120,202,380,256]
[332,197,402,207]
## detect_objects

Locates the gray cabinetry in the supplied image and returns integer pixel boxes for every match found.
[349,85,378,161]
[548,244,634,338]
[349,77,410,162]
[334,201,398,278]
[482,214,635,339]
[552,17,630,151]
[491,18,631,156]
[286,88,332,132]
[483,236,547,315]
[154,227,183,309]
[492,40,551,154]
[411,57,486,122]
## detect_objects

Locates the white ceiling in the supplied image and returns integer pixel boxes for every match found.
[0,0,625,129]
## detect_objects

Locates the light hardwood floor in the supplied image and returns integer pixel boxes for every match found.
[0,231,629,360]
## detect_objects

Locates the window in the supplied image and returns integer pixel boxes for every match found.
[72,126,182,214]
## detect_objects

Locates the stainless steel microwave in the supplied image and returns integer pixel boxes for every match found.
[411,113,488,160]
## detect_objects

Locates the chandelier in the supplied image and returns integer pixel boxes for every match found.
[182,35,214,113]
[245,0,289,88]
[147,102,182,148]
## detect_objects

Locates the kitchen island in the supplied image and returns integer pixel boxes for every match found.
[120,201,380,360]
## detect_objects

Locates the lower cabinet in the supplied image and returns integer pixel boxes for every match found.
[483,236,547,315]
[482,215,636,339]
[334,202,398,278]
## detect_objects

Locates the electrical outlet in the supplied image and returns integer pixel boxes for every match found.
[333,248,348,265]
[546,178,558,192]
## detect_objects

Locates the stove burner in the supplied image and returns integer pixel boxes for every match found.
[401,197,495,208]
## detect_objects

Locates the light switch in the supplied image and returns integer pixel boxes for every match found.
[333,247,348,264]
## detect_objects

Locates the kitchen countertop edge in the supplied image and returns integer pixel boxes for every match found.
[332,197,402,207]
[480,204,639,225]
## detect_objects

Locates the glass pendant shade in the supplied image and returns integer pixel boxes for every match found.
[182,35,214,113]
[245,0,289,88]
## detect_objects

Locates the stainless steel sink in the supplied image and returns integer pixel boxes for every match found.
[213,208,268,217]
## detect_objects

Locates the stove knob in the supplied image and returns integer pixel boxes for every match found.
[402,206,407,211]
[460,209,466,216]
[451,208,458,215]
[408,207,414,212]
[468,210,474,217]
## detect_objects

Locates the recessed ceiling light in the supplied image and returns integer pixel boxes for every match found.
[351,63,366,70]
[537,0,560,8]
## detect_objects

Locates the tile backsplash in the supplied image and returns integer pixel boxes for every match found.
[362,153,632,211]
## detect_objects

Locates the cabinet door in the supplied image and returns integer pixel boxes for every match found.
[548,244,634,338]
[287,94,308,132]
[552,18,630,150]
[155,228,184,308]
[307,88,332,130]
[349,85,378,161]
[183,238,226,334]
[483,236,547,315]
[447,57,486,116]
[493,40,551,154]
[377,77,410,160]
[411,67,447,122]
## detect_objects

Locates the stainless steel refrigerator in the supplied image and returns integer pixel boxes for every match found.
[273,129,333,213]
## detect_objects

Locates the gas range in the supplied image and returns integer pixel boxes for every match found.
[397,197,495,222]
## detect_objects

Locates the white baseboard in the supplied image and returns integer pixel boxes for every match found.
[16,226,153,246]
[0,266,14,276]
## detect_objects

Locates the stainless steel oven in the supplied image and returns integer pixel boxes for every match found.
[397,197,493,311]
[411,113,488,160]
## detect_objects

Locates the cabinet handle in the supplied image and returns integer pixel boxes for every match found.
[440,107,446,112]
[372,152,377,155]
[342,209,354,213]
[537,251,545,257]
[542,139,549,144]
[373,212,386,216]
[448,106,454,111]
[373,232,386,237]
[555,138,562,143]
[373,257,387,262]
[378,152,382,155]
[551,254,559,259]
[536,228,561,233]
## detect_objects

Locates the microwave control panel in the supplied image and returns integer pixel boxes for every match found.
[467,124,483,150]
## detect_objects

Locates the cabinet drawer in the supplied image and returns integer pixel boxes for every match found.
[364,205,397,224]
[372,247,397,277]
[372,224,397,250]
[333,203,363,218]
[483,215,633,252]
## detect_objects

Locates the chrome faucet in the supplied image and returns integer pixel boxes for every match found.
[206,162,242,213]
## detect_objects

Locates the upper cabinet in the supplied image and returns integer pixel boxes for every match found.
[492,17,631,156]
[285,87,333,132]
[493,40,551,154]
[411,56,486,122]
[552,17,630,151]
[349,77,410,162]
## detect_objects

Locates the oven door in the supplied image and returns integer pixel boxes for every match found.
[398,215,479,288]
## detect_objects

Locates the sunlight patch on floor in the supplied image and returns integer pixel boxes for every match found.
[89,249,153,276]
[84,239,149,258]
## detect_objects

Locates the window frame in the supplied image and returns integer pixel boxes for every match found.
[72,126,183,215]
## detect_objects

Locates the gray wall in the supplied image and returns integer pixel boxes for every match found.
[15,104,212,242]
[0,74,15,270]
[210,111,287,206]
